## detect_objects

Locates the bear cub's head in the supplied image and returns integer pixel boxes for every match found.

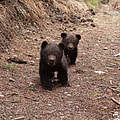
[41,41,64,67]
[61,33,81,51]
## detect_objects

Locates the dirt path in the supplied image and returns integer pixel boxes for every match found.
[0,5,120,120]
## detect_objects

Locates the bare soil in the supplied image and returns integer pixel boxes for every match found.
[0,1,120,120]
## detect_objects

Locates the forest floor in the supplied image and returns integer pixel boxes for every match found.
[0,2,120,120]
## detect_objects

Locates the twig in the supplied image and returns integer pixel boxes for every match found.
[97,84,120,93]
[111,97,120,105]
[24,96,39,102]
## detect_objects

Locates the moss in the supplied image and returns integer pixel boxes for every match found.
[85,0,98,9]
[4,64,19,70]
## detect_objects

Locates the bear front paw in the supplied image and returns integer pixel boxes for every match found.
[61,82,70,87]
[42,85,53,91]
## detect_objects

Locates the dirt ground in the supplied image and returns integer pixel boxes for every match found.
[0,1,120,120]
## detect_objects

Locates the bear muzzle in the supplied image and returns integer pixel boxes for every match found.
[47,55,56,66]
[67,43,74,50]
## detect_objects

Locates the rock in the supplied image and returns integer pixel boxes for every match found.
[101,0,109,4]
[113,111,119,118]
[29,82,34,87]
[64,92,71,96]
[29,61,35,65]
[36,57,39,60]
[27,54,34,57]
[9,78,16,82]
[64,92,68,94]
[118,67,120,70]
[14,116,25,120]
[34,38,38,41]
[91,23,96,27]
[0,92,4,98]
[114,53,120,57]
[67,94,71,97]
[103,47,108,50]
[94,71,105,75]
[80,18,87,23]
[76,85,80,87]
[89,9,96,15]
[86,18,93,22]
[48,104,52,107]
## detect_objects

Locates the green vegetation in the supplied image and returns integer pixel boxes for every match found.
[98,77,103,81]
[85,0,99,9]
[18,36,24,41]
[4,64,19,70]
[89,92,96,97]
[116,87,120,90]
[84,0,109,9]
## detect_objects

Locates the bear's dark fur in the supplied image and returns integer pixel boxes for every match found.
[39,41,69,90]
[61,33,81,65]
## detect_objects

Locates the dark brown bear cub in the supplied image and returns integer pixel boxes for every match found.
[39,41,69,91]
[61,33,81,65]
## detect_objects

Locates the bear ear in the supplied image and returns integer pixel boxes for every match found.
[41,41,48,49]
[76,34,81,40]
[61,33,67,39]
[59,43,64,50]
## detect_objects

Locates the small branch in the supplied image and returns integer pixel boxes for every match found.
[24,96,39,102]
[97,84,120,93]
[111,97,120,105]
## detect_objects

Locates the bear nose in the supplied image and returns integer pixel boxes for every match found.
[68,43,74,50]
[68,46,73,50]
[49,59,54,65]
[48,55,56,66]
[69,46,73,49]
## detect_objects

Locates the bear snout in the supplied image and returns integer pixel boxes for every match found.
[67,43,74,50]
[48,55,56,66]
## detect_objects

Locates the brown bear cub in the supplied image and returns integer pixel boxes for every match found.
[39,41,70,91]
[61,33,81,65]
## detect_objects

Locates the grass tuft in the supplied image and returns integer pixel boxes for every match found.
[85,0,99,9]
[4,64,19,70]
